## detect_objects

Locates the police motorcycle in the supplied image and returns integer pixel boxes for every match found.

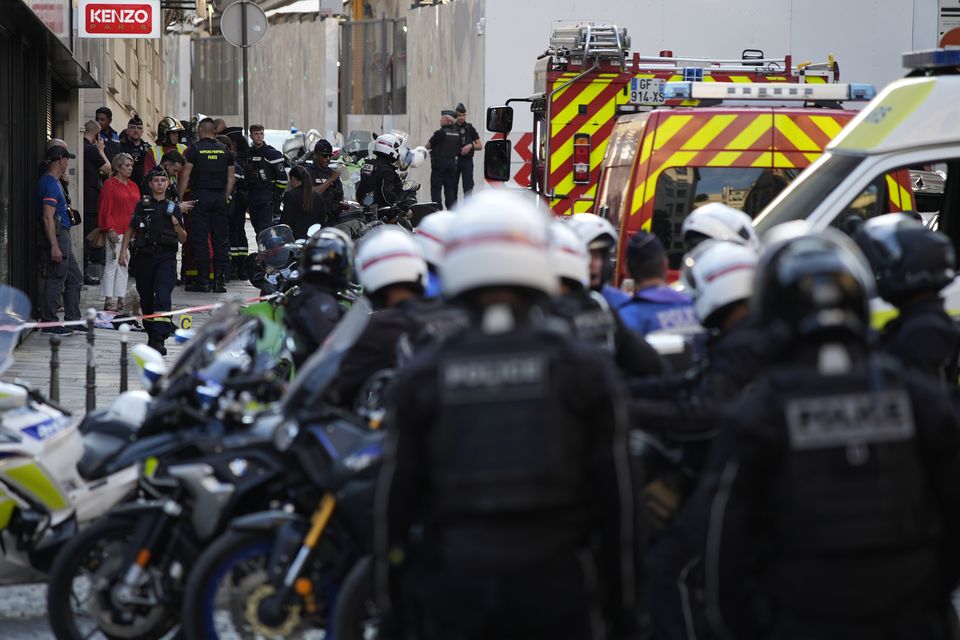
[0,286,143,575]
[179,298,385,640]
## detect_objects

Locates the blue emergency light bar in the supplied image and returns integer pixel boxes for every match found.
[662,82,876,102]
[902,48,960,71]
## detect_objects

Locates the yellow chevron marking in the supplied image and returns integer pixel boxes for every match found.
[652,115,694,150]
[751,152,774,167]
[638,129,656,165]
[774,115,819,152]
[550,73,582,102]
[805,77,827,83]
[899,184,913,210]
[766,76,787,80]
[729,76,751,83]
[680,114,738,150]
[706,151,743,166]
[885,175,901,208]
[809,115,843,140]
[804,152,822,162]
[551,136,611,196]
[727,115,773,150]
[773,152,795,168]
[551,94,619,169]
[641,216,653,232]
[641,151,699,205]
[555,80,612,124]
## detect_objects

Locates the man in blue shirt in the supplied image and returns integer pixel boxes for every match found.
[618,231,699,336]
[38,145,82,335]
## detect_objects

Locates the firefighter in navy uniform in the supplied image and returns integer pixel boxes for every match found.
[306,139,344,226]
[285,228,351,367]
[376,190,636,640]
[356,133,405,209]
[855,213,960,385]
[119,168,187,355]
[691,229,960,640]
[180,117,235,293]
[548,220,663,377]
[245,123,287,233]
[426,110,462,209]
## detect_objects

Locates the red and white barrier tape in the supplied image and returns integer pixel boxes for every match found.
[0,293,277,333]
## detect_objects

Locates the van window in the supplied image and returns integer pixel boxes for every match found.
[753,153,864,235]
[831,164,948,235]
[651,166,801,268]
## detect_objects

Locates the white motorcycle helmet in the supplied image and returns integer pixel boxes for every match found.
[373,133,402,161]
[567,213,618,251]
[681,203,761,253]
[681,240,758,329]
[442,190,557,298]
[356,227,428,295]
[549,221,590,289]
[414,211,456,269]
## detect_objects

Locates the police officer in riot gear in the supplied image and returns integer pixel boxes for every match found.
[567,212,631,309]
[357,133,406,209]
[549,220,663,377]
[635,240,774,640]
[413,210,455,298]
[426,110,462,209]
[306,139,344,225]
[332,227,467,408]
[119,167,187,355]
[693,228,960,640]
[285,228,352,366]
[245,123,288,233]
[376,190,636,640]
[855,213,960,384]
[680,202,761,254]
[180,117,235,293]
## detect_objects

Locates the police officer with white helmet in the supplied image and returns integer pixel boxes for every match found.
[376,190,636,640]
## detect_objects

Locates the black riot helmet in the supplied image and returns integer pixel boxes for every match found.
[754,226,875,343]
[300,227,356,288]
[854,213,956,305]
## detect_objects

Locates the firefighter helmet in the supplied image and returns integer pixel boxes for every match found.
[158,116,185,142]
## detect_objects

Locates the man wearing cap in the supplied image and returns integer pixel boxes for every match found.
[245,123,288,233]
[117,115,151,192]
[95,107,121,159]
[38,144,82,336]
[307,139,344,226]
[426,111,462,210]
[617,231,698,336]
[454,103,481,196]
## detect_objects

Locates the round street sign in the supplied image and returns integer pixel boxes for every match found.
[940,27,960,49]
[221,0,268,48]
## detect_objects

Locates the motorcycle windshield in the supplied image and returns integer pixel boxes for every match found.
[196,319,258,386]
[281,296,372,417]
[0,285,30,377]
[165,302,241,381]
[257,225,297,269]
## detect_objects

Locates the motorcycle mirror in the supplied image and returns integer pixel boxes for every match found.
[132,343,167,392]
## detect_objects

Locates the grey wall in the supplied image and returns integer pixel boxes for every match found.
[405,0,485,195]
[246,15,336,131]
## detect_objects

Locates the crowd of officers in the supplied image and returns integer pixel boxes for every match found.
[287,188,960,640]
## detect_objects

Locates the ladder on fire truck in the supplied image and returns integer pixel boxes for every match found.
[544,21,838,83]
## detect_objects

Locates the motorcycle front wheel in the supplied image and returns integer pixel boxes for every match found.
[46,514,193,640]
[180,529,332,640]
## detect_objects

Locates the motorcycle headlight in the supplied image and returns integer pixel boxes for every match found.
[273,419,299,452]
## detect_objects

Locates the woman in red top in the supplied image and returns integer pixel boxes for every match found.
[98,152,140,311]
